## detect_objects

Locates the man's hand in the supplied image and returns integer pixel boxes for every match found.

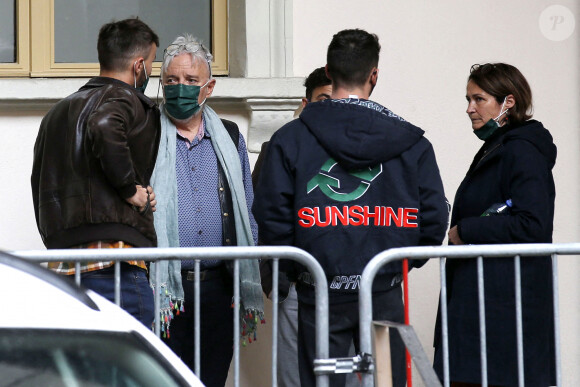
[125,185,150,212]
[147,185,157,212]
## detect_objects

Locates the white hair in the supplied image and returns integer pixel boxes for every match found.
[161,34,213,79]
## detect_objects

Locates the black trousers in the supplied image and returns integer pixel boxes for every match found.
[165,268,234,387]
[297,286,406,387]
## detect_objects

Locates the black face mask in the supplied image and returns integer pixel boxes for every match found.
[134,61,149,93]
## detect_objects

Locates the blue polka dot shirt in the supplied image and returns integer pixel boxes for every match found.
[176,118,258,269]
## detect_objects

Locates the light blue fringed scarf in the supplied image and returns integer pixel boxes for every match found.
[150,105,264,343]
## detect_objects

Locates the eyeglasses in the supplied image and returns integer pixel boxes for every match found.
[163,42,208,60]
[163,41,213,78]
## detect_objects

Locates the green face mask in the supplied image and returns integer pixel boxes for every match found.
[474,118,499,141]
[134,61,149,94]
[163,81,209,120]
[473,98,508,141]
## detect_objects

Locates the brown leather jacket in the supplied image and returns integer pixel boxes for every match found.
[31,77,160,248]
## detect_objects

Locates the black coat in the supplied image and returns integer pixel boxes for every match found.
[433,120,557,386]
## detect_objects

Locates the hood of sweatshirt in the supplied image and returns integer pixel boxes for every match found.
[503,120,557,170]
[300,99,425,170]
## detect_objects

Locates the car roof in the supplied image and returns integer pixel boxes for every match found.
[0,251,115,330]
[0,251,203,386]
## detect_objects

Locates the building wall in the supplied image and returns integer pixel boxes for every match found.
[291,1,579,385]
[0,1,577,386]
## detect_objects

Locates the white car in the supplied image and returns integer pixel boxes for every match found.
[0,251,203,387]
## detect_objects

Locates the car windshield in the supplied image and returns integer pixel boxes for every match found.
[0,330,186,387]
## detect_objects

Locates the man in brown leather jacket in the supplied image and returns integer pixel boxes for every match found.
[31,18,160,327]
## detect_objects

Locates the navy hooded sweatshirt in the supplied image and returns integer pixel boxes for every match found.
[252,99,449,299]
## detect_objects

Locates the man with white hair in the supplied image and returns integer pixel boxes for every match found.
[150,35,263,387]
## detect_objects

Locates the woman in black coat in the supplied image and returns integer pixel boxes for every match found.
[433,63,557,386]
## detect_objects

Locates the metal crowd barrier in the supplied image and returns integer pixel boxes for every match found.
[359,243,575,387]
[11,246,330,387]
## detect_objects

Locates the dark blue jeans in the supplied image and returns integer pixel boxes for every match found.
[80,264,154,328]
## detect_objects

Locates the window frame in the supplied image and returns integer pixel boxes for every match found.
[0,0,30,77]
[2,0,228,78]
